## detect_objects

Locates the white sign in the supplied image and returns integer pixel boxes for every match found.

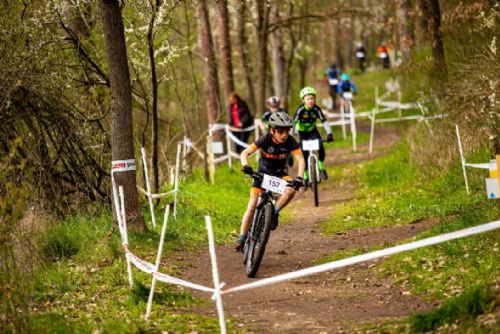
[262,174,287,195]
[328,78,339,85]
[302,139,320,151]
[342,92,353,100]
[486,178,499,199]
[111,159,136,173]
[356,52,365,58]
[211,141,224,154]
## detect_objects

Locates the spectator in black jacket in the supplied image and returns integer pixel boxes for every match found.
[227,92,254,153]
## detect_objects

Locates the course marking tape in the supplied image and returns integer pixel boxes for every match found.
[222,220,500,295]
[111,159,136,173]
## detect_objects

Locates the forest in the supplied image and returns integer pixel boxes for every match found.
[1,0,499,333]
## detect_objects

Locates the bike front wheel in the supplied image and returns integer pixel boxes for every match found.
[245,202,273,278]
[310,159,319,207]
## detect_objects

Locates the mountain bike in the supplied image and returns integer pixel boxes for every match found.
[341,91,357,152]
[302,139,321,207]
[243,172,297,278]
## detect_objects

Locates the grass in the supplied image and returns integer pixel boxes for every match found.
[408,284,498,333]
[4,202,246,334]
[320,135,500,332]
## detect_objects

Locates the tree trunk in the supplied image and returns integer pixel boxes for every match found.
[100,0,145,231]
[236,1,256,113]
[416,0,430,45]
[195,0,221,125]
[396,0,413,65]
[270,2,286,103]
[255,0,270,116]
[427,0,446,77]
[283,0,295,111]
[147,0,160,194]
[217,0,234,104]
[335,19,344,69]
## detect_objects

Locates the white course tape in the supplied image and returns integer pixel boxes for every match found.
[112,159,136,173]
[126,251,157,274]
[377,100,418,110]
[465,163,490,169]
[154,272,215,293]
[209,123,255,134]
[137,186,176,198]
[226,130,250,148]
[222,220,500,295]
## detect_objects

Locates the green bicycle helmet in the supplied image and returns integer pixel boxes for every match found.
[299,86,317,99]
[269,111,293,128]
[341,73,349,81]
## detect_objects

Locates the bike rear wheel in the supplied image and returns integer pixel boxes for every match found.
[245,203,273,278]
[310,159,319,207]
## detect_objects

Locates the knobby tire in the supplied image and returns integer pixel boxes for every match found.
[245,202,273,278]
[311,159,319,207]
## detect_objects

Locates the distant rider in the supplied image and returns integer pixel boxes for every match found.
[235,112,305,252]
[325,63,341,110]
[261,96,286,130]
[355,44,367,73]
[337,74,358,113]
[293,87,334,186]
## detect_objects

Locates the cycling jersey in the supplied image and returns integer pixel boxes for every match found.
[337,81,358,94]
[249,133,301,175]
[326,67,340,86]
[293,104,332,134]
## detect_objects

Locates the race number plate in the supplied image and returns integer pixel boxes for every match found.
[302,139,320,151]
[328,78,339,85]
[379,52,388,58]
[356,52,365,58]
[262,174,287,194]
[342,92,353,100]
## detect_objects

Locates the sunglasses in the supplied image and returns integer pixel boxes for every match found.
[273,128,290,134]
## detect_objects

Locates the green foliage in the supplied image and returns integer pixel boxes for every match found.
[408,284,498,332]
[150,166,254,248]
[40,213,111,260]
[321,132,499,332]
[27,210,242,333]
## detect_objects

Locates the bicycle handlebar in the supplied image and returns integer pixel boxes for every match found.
[247,171,302,190]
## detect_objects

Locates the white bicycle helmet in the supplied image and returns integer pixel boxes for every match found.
[269,111,293,128]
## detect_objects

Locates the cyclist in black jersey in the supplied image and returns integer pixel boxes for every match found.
[235,111,305,252]
[261,96,287,130]
[293,86,334,184]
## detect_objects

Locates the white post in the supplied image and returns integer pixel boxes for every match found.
[174,143,181,217]
[119,186,134,288]
[254,119,260,141]
[340,103,347,139]
[350,101,357,152]
[455,125,470,194]
[141,147,157,228]
[182,136,188,175]
[369,108,376,153]
[204,216,227,334]
[225,125,232,169]
[111,176,125,241]
[146,205,171,320]
[397,89,402,118]
[207,135,215,185]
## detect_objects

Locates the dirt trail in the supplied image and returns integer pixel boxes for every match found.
[180,124,436,333]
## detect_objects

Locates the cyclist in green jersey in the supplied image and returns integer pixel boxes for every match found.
[293,86,334,184]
